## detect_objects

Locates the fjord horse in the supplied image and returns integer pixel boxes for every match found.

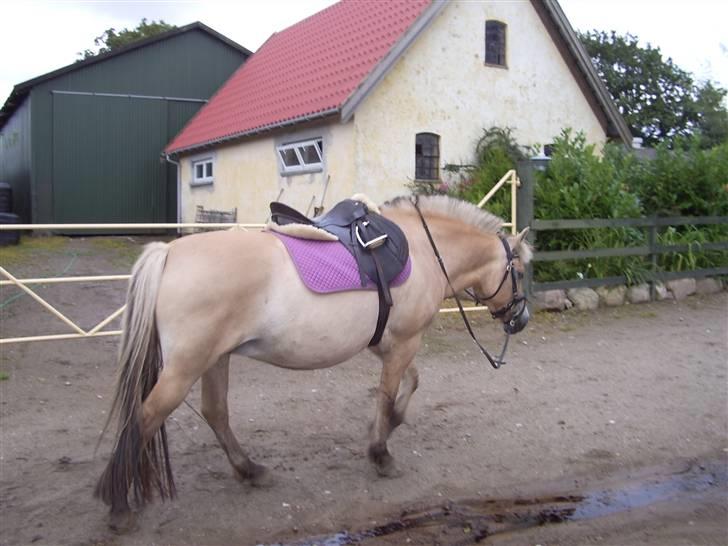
[95,195,531,519]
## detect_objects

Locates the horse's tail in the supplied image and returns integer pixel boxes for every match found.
[94,241,175,513]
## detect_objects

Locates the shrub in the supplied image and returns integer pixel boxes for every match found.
[533,130,645,282]
[454,127,525,220]
[630,138,728,217]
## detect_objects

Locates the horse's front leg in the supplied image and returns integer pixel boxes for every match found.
[368,335,422,477]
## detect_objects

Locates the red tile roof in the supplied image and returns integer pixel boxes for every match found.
[166,0,432,154]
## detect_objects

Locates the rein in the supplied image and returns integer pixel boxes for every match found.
[411,196,519,369]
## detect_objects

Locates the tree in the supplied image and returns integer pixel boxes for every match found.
[691,81,728,148]
[579,30,696,146]
[78,18,176,60]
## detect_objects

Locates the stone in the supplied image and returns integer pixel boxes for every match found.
[531,289,572,312]
[567,287,599,310]
[666,278,696,300]
[695,278,722,294]
[627,284,651,304]
[595,285,627,307]
[654,282,671,300]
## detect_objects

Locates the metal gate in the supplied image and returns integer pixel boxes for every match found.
[0,170,520,344]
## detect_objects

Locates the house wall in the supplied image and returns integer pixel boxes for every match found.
[178,0,613,221]
[179,121,357,223]
[352,0,608,200]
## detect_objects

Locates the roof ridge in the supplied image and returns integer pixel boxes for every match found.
[0,22,252,129]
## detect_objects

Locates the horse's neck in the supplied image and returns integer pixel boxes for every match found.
[404,211,498,295]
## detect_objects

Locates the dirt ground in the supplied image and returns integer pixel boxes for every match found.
[1,236,726,546]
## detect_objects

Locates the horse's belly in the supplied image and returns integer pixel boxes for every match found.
[232,331,368,370]
[232,290,378,370]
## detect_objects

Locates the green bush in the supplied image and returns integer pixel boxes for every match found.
[532,131,727,283]
[453,127,525,219]
[630,138,728,217]
[533,130,646,283]
[630,138,728,274]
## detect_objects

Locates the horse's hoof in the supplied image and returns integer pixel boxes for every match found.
[369,449,402,478]
[375,458,403,478]
[108,510,137,534]
[250,465,275,488]
[236,462,274,488]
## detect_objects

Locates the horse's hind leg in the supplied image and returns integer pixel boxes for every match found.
[201,355,272,487]
[368,335,422,477]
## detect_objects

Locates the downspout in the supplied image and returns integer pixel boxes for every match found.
[163,153,181,234]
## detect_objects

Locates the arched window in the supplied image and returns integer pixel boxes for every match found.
[485,20,507,67]
[415,133,440,180]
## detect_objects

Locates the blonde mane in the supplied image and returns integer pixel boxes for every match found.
[383,195,505,234]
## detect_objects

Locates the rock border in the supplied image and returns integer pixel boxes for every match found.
[531,277,725,312]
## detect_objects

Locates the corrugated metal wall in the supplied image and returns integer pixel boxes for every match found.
[27,28,248,224]
[51,93,201,223]
[0,98,32,221]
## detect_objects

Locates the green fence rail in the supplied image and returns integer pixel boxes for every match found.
[515,159,728,297]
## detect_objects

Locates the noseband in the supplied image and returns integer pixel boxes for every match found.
[464,235,527,330]
[412,197,526,369]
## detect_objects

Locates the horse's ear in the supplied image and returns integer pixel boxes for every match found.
[510,227,532,263]
[516,227,529,244]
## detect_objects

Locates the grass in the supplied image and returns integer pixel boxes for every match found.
[88,237,143,267]
[0,236,70,267]
[0,235,144,271]
[0,371,9,381]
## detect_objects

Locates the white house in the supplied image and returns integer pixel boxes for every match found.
[165,0,631,223]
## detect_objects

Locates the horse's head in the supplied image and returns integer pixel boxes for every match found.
[471,227,532,335]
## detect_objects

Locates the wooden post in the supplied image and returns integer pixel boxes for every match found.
[515,159,547,298]
[647,215,658,300]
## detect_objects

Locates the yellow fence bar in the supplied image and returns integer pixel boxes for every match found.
[477,170,513,208]
[1,178,520,345]
[87,306,126,336]
[439,305,489,313]
[0,265,86,336]
[0,274,130,286]
[0,223,266,230]
[0,331,122,344]
[476,169,520,235]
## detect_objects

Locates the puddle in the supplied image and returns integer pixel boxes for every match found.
[263,459,726,546]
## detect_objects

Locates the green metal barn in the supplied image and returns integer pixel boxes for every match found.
[0,22,250,225]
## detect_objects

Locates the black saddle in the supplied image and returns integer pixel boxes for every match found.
[270,199,409,346]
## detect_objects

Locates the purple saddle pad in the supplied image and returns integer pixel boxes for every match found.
[272,232,411,294]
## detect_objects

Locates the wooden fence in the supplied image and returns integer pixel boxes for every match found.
[515,159,728,297]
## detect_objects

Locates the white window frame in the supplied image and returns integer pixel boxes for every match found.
[190,156,214,187]
[277,138,323,175]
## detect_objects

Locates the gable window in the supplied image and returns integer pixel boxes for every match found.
[415,133,440,180]
[277,138,323,175]
[485,20,507,67]
[191,157,214,186]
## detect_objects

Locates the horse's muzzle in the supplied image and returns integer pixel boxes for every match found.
[503,303,529,334]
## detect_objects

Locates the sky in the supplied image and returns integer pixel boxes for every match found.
[1,0,727,105]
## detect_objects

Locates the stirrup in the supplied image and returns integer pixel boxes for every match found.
[355,224,388,249]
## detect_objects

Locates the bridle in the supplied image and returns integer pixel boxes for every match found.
[464,235,527,328]
[411,196,527,369]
